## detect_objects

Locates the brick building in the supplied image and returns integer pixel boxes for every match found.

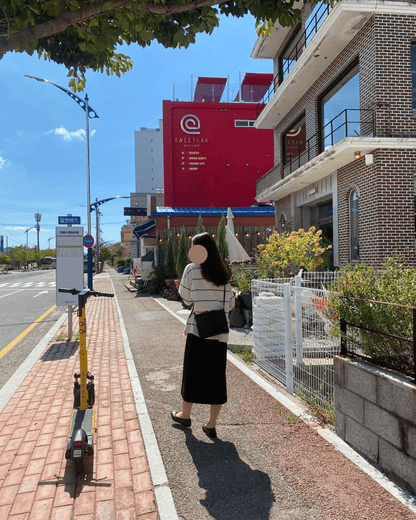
[252,0,416,268]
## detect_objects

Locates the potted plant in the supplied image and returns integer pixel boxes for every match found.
[175,229,188,289]
[233,265,254,311]
[164,235,177,285]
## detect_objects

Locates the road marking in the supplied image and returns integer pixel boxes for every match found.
[0,290,23,299]
[33,291,48,298]
[0,304,57,360]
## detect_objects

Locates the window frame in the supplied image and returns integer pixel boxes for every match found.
[349,189,359,262]
[282,113,306,167]
[317,58,359,154]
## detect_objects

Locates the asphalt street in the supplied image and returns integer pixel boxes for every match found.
[0,270,65,390]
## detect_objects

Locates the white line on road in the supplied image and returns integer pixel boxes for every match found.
[33,291,48,298]
[0,290,23,299]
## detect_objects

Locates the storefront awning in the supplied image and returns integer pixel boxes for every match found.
[133,220,156,239]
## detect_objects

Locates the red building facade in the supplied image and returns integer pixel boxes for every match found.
[163,97,274,207]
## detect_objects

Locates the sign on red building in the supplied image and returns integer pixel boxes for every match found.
[163,98,274,207]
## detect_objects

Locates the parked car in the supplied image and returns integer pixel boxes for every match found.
[124,267,130,274]
[117,266,125,273]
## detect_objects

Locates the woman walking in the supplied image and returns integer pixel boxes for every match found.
[171,232,235,438]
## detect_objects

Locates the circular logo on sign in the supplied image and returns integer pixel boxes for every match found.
[180,114,200,135]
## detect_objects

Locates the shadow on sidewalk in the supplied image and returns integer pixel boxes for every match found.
[39,342,78,362]
[182,428,274,519]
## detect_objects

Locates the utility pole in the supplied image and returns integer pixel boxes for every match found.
[35,213,41,252]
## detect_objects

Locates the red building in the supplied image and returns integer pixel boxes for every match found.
[163,74,274,208]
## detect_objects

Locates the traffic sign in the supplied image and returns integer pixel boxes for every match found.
[83,234,94,248]
[59,216,81,225]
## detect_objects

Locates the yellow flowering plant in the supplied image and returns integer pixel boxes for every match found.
[257,227,332,277]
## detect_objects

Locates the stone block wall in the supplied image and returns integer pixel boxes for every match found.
[334,356,416,494]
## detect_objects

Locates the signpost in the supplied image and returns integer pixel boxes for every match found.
[83,234,94,248]
[56,226,84,307]
[59,216,81,225]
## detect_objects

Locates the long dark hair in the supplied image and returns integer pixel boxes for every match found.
[192,232,231,286]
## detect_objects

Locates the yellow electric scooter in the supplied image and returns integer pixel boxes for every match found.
[58,287,114,474]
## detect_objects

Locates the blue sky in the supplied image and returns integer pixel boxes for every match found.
[0,14,272,252]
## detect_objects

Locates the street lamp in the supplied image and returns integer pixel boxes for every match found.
[90,196,129,273]
[25,226,36,248]
[48,236,55,249]
[25,75,99,289]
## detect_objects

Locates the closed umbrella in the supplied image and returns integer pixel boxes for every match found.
[225,208,250,262]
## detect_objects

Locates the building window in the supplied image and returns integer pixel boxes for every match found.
[350,190,359,261]
[235,120,255,127]
[283,115,306,166]
[318,61,359,152]
[412,43,416,117]
[279,27,301,83]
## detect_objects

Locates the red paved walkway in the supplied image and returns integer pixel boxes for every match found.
[0,275,158,520]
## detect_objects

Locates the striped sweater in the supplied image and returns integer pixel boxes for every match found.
[178,263,235,343]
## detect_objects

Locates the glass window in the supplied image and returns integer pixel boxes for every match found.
[283,116,306,166]
[279,29,301,82]
[235,120,256,127]
[319,63,360,151]
[350,190,359,261]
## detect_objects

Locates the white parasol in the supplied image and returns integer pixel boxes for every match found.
[225,208,250,262]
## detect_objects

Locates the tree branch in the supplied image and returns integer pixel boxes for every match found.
[0,0,227,55]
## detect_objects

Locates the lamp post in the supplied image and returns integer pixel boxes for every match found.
[25,226,36,248]
[25,75,99,289]
[48,236,55,249]
[90,196,129,273]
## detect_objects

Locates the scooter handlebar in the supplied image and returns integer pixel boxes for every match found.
[58,288,114,298]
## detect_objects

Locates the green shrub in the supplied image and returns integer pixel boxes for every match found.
[232,265,254,293]
[329,255,416,373]
[165,235,177,279]
[197,215,205,233]
[176,229,188,278]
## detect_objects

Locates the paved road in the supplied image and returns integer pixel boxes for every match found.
[0,269,65,390]
[111,272,322,520]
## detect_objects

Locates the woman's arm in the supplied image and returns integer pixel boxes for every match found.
[178,264,193,307]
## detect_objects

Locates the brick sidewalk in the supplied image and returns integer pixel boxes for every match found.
[0,275,158,520]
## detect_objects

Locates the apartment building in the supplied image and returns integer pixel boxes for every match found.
[253,0,416,268]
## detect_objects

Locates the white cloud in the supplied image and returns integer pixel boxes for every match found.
[0,156,5,169]
[46,126,91,141]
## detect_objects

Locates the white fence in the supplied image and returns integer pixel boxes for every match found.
[252,272,340,406]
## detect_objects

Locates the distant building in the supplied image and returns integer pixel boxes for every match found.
[163,73,275,208]
[134,120,164,194]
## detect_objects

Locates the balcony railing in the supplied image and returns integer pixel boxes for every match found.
[256,2,333,118]
[256,108,375,197]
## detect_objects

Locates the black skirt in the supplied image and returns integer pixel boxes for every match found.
[181,333,227,405]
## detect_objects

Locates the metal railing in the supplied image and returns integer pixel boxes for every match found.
[256,108,375,198]
[339,296,416,382]
[252,272,340,408]
[256,2,333,117]
[285,109,375,175]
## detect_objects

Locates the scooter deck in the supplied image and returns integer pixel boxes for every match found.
[69,407,95,435]
[66,407,95,455]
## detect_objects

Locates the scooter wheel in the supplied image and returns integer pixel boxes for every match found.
[74,457,85,475]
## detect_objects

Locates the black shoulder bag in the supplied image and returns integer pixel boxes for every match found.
[193,285,229,339]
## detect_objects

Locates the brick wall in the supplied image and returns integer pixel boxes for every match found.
[274,195,292,233]
[338,150,416,268]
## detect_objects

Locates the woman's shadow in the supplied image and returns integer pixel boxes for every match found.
[182,428,274,520]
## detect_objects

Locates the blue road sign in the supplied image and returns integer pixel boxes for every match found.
[59,216,81,225]
[83,234,94,248]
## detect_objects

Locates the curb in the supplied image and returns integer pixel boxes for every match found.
[111,279,179,520]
